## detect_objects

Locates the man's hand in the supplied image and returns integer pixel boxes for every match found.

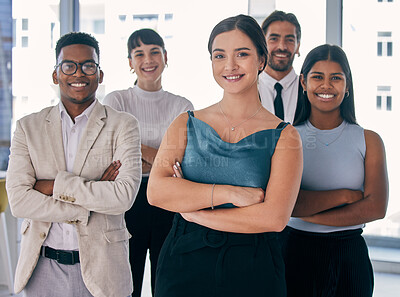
[100,160,122,181]
[34,180,55,196]
[142,159,152,174]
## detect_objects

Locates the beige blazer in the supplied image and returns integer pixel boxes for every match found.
[6,101,142,297]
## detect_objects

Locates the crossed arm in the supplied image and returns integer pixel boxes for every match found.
[292,130,388,226]
[7,116,142,223]
[33,160,122,195]
[147,113,303,233]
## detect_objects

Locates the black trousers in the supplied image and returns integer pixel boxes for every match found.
[125,179,174,297]
[282,226,374,297]
[155,214,286,297]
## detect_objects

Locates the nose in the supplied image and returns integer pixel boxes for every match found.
[277,39,287,51]
[225,56,238,71]
[321,77,332,89]
[143,53,153,64]
[73,64,85,77]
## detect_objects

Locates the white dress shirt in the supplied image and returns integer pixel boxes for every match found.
[258,68,299,123]
[43,100,97,251]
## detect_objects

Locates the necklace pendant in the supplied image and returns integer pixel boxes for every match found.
[231,127,235,131]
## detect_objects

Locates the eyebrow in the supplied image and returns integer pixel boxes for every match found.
[134,47,161,53]
[268,33,296,39]
[310,71,345,76]
[212,47,251,53]
[62,59,96,63]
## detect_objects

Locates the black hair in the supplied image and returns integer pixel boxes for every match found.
[208,14,268,74]
[261,10,301,42]
[55,32,100,61]
[127,28,165,58]
[293,44,357,126]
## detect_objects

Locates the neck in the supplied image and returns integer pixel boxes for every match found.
[221,85,261,118]
[137,79,162,92]
[62,98,94,123]
[265,66,292,81]
[309,110,343,130]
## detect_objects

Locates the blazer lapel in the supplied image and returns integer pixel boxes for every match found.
[45,105,67,172]
[73,101,106,176]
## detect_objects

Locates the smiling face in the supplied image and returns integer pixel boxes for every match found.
[129,42,167,91]
[211,29,264,96]
[301,60,348,116]
[53,44,103,109]
[265,21,300,78]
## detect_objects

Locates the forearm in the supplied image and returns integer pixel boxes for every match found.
[53,119,142,215]
[292,189,362,217]
[141,144,158,165]
[7,183,89,224]
[147,177,231,212]
[302,195,387,226]
[183,201,288,233]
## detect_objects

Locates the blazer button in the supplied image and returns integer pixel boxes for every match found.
[39,232,46,239]
[70,197,76,203]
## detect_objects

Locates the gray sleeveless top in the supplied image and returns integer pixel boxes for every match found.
[288,120,366,233]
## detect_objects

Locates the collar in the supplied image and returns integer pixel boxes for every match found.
[59,99,97,122]
[261,68,298,90]
[133,85,165,101]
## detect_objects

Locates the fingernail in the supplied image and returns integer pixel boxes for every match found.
[173,165,178,170]
[176,161,181,167]
[173,174,176,177]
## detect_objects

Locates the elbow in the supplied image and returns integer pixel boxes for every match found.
[375,207,387,221]
[146,185,160,207]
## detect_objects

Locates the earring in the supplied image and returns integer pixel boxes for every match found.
[345,91,349,98]
[165,63,169,68]
[303,90,306,95]
[130,68,135,74]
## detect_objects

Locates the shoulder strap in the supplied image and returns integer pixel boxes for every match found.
[187,110,194,117]
[276,121,289,129]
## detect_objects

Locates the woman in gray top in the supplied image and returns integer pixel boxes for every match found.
[283,44,388,297]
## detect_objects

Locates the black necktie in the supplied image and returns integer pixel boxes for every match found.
[274,82,284,120]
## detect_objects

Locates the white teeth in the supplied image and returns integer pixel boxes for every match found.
[225,75,241,80]
[318,94,334,99]
[143,67,156,72]
[71,83,86,87]
[275,54,287,58]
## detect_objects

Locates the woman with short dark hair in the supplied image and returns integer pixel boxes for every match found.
[103,28,193,297]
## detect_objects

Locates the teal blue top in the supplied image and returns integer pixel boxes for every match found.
[181,111,288,208]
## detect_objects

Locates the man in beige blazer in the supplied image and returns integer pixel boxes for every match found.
[6,32,141,297]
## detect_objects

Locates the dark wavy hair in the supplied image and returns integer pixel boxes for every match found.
[208,14,268,74]
[127,28,165,58]
[293,44,357,126]
[261,10,301,42]
[55,32,100,61]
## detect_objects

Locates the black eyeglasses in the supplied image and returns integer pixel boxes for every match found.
[55,60,100,76]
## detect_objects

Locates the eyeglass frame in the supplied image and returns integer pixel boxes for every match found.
[54,60,101,76]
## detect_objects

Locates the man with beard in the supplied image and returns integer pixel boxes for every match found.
[259,11,301,123]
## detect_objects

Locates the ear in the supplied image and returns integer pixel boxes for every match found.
[52,70,58,85]
[99,69,104,84]
[259,56,266,71]
[300,73,307,91]
[164,50,168,65]
[128,58,134,70]
[295,41,301,55]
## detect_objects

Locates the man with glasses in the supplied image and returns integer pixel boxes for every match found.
[6,32,141,297]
